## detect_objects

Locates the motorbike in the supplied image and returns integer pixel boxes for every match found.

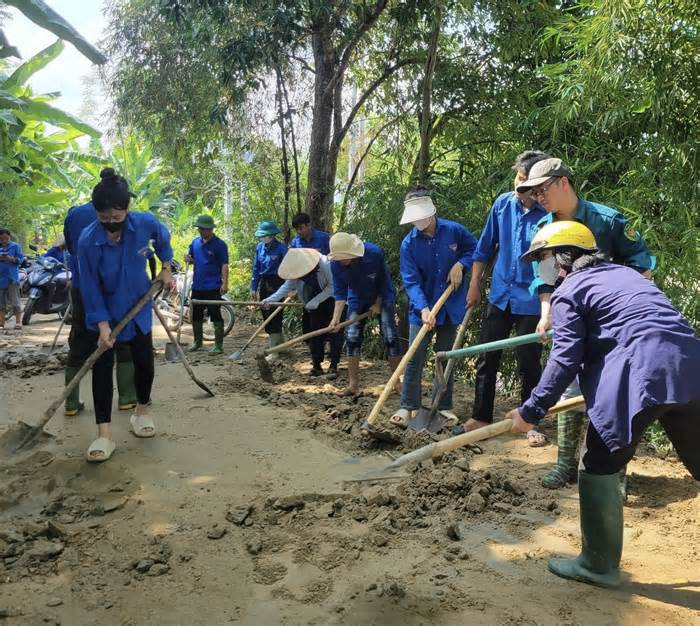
[154,265,235,341]
[22,256,71,325]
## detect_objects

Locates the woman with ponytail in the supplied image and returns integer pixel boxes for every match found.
[77,168,174,462]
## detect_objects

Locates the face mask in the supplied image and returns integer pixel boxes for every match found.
[103,221,124,233]
[538,256,560,285]
[413,217,432,231]
[260,236,273,244]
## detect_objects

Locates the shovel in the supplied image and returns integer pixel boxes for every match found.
[360,395,586,480]
[256,311,372,383]
[153,305,215,397]
[165,262,190,362]
[0,281,164,455]
[189,299,303,308]
[435,329,553,362]
[362,285,454,440]
[44,302,71,355]
[406,305,472,433]
[229,295,295,362]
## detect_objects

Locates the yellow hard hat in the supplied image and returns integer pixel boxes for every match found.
[521,220,597,261]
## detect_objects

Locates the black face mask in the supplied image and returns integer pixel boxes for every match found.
[102,221,124,233]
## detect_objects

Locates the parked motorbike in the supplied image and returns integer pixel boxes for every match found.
[22,256,71,325]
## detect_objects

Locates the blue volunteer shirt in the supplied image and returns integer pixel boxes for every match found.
[188,235,229,291]
[519,263,700,452]
[44,246,65,263]
[532,197,655,294]
[291,229,331,255]
[400,218,478,326]
[0,242,24,288]
[251,239,288,291]
[78,211,173,341]
[473,192,545,316]
[64,202,97,291]
[331,241,396,314]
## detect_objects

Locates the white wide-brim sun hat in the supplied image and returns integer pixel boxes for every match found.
[278,248,321,280]
[399,195,436,225]
[328,232,365,260]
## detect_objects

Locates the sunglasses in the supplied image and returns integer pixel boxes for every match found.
[532,178,560,198]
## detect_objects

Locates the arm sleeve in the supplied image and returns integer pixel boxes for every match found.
[14,243,24,265]
[251,247,261,291]
[151,218,174,263]
[400,241,429,312]
[458,226,478,271]
[518,295,585,423]
[306,263,334,309]
[472,204,499,264]
[331,262,349,302]
[187,242,194,259]
[610,214,655,271]
[78,240,111,326]
[63,213,74,255]
[264,279,294,303]
[377,251,395,304]
[219,241,229,266]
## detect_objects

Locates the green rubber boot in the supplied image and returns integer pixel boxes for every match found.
[64,366,84,416]
[209,321,224,355]
[548,471,623,588]
[542,411,585,489]
[189,321,204,352]
[116,360,137,410]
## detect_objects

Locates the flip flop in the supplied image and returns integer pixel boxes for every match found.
[86,437,116,462]
[130,413,156,438]
[526,429,547,448]
[389,408,413,429]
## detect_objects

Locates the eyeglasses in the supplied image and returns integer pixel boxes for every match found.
[532,178,560,199]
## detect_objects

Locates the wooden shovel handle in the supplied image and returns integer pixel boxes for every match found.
[239,295,294,353]
[366,284,454,426]
[39,280,164,430]
[189,299,304,307]
[266,310,372,355]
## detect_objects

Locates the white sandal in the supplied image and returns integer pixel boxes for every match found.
[130,413,156,438]
[389,408,413,429]
[86,437,116,462]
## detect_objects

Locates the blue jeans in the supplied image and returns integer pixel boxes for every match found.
[400,323,458,411]
[345,305,400,358]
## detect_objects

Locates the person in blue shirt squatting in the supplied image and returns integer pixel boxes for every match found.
[263,247,343,377]
[457,150,550,447]
[390,188,478,428]
[43,234,67,264]
[517,157,656,489]
[290,212,331,254]
[0,228,24,332]
[185,214,229,355]
[251,220,288,361]
[64,201,139,417]
[327,232,401,395]
[77,168,173,463]
[507,220,699,588]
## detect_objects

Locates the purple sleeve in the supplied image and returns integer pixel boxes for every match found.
[518,294,585,423]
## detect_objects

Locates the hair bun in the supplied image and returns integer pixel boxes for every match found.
[99,167,118,180]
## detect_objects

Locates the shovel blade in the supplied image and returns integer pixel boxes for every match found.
[407,407,444,433]
[255,353,275,383]
[164,342,181,363]
[228,351,243,362]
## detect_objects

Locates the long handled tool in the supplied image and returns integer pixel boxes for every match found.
[165,262,190,362]
[1,281,164,455]
[436,329,553,362]
[190,299,303,308]
[46,302,71,355]
[363,285,454,438]
[360,395,585,480]
[256,311,372,383]
[153,305,215,397]
[407,305,472,433]
[229,295,295,362]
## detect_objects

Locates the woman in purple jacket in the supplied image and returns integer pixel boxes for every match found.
[507,220,699,588]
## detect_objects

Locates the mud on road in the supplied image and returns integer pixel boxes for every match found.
[1,315,698,625]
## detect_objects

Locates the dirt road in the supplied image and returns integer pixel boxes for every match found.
[1,315,698,625]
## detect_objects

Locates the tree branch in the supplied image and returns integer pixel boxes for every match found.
[291,54,316,74]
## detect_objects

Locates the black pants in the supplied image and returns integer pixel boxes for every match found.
[92,329,154,424]
[191,288,223,323]
[581,401,700,478]
[66,288,132,367]
[472,304,542,422]
[305,298,344,367]
[259,276,284,333]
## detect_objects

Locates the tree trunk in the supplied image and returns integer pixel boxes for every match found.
[275,67,292,242]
